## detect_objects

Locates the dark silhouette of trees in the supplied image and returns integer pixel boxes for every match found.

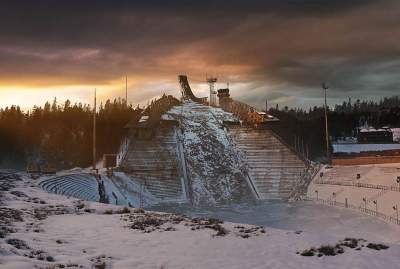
[268,96,400,160]
[1,95,399,167]
[0,99,141,169]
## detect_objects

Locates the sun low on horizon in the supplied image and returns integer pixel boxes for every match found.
[0,77,184,111]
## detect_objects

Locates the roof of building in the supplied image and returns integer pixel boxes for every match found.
[359,127,392,133]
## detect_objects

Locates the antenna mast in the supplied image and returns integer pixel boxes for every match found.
[206,75,218,106]
[322,83,330,161]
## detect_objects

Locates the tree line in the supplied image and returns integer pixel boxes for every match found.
[0,98,142,169]
[268,96,400,161]
[1,94,399,167]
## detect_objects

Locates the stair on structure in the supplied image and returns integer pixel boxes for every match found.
[229,126,306,199]
[120,126,183,201]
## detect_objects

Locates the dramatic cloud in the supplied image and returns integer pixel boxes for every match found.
[0,0,399,109]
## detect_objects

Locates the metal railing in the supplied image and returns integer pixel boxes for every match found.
[314,180,400,192]
[307,197,400,226]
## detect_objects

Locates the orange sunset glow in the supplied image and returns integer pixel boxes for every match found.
[1,1,400,110]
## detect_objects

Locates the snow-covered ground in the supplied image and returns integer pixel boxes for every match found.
[1,171,400,269]
[308,163,400,217]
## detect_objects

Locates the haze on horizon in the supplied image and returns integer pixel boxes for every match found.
[1,0,400,110]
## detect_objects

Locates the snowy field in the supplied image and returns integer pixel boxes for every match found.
[332,143,400,153]
[1,171,400,269]
[308,163,400,218]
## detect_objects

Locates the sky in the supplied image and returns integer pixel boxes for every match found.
[0,0,400,111]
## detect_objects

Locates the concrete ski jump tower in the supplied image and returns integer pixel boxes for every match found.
[207,76,218,106]
[178,75,208,104]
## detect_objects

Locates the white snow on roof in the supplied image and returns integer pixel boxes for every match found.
[359,128,391,133]
[392,128,400,142]
[139,115,149,123]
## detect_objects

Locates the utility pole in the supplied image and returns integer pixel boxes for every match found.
[322,83,330,161]
[93,88,97,171]
[265,99,268,112]
[125,76,128,106]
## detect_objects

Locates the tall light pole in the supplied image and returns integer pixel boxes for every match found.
[93,88,97,171]
[207,76,218,107]
[125,76,128,106]
[322,83,330,161]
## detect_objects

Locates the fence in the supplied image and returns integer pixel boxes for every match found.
[307,196,400,226]
[314,180,400,192]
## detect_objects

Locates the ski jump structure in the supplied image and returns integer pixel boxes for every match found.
[178,75,208,104]
[38,75,310,205]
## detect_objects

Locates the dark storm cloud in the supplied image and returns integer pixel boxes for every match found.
[0,0,376,49]
[0,0,399,107]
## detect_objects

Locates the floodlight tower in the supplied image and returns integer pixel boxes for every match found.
[207,76,218,106]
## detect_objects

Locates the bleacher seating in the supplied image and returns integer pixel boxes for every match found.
[310,164,400,222]
[39,174,100,202]
[321,165,375,183]
[229,126,306,199]
[120,126,184,201]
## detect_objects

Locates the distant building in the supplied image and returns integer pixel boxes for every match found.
[217,88,231,110]
[357,127,393,143]
[332,127,400,165]
[217,87,279,126]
